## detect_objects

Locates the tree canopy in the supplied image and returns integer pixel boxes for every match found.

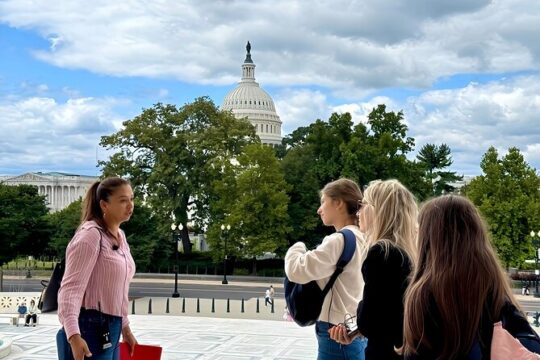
[416,143,463,195]
[0,184,50,265]
[99,97,258,254]
[465,146,540,268]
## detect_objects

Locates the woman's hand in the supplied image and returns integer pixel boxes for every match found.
[122,326,138,356]
[328,324,355,345]
[68,334,92,360]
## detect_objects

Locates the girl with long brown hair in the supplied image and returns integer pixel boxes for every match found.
[402,195,540,359]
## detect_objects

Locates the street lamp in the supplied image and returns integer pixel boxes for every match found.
[171,223,183,298]
[531,230,540,297]
[221,224,231,285]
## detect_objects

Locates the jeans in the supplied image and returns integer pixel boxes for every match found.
[316,321,367,360]
[57,309,122,360]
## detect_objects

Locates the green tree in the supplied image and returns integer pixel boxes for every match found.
[0,184,51,265]
[207,144,291,273]
[121,201,165,272]
[416,143,463,195]
[280,105,429,247]
[46,199,82,257]
[99,97,258,254]
[465,147,540,268]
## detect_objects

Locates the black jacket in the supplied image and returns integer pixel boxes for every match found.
[404,299,540,359]
[357,243,412,360]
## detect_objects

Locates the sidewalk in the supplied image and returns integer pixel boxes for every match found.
[131,297,286,321]
[1,313,316,359]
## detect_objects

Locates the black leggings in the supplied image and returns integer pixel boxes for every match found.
[25,314,37,325]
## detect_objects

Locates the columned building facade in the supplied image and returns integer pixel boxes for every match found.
[222,41,283,146]
[0,172,98,212]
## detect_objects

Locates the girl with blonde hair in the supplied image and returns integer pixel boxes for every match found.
[330,179,418,360]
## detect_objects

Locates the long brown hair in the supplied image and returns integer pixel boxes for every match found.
[81,177,130,230]
[402,195,517,359]
[320,178,363,224]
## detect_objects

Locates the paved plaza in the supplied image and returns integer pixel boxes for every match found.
[1,313,317,359]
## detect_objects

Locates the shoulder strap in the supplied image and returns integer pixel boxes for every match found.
[321,229,357,296]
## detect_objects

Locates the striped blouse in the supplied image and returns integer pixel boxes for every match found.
[58,220,136,340]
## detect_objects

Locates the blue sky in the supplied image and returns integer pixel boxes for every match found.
[1,0,539,176]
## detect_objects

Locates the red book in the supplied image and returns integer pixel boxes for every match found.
[119,342,162,360]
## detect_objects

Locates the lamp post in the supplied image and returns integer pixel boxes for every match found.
[531,230,540,298]
[221,224,231,284]
[171,223,183,298]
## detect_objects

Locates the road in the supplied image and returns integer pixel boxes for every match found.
[2,278,282,300]
[4,278,540,313]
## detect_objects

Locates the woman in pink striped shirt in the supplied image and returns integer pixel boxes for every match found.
[56,177,137,360]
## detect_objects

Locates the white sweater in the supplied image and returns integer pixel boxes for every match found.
[284,225,367,325]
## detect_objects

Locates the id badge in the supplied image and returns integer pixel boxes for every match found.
[100,321,112,350]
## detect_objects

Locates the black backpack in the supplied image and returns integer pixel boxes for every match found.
[284,229,357,327]
[38,228,103,313]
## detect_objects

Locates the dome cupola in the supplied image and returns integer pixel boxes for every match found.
[222,42,282,146]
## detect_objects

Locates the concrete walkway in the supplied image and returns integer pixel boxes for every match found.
[1,313,316,359]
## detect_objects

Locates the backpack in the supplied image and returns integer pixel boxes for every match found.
[468,302,540,359]
[38,227,103,313]
[284,229,357,327]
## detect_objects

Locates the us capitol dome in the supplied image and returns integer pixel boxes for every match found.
[222,42,282,146]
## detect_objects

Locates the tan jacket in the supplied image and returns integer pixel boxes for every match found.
[285,225,367,325]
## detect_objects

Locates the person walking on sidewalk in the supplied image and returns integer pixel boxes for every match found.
[285,178,368,360]
[265,288,272,307]
[270,285,275,305]
[56,177,138,360]
[329,179,418,360]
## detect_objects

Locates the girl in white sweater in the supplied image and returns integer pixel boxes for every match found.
[285,178,368,360]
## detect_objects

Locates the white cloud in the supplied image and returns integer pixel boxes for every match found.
[274,89,331,133]
[331,96,396,125]
[274,76,540,175]
[0,95,126,174]
[0,0,538,94]
[406,75,540,174]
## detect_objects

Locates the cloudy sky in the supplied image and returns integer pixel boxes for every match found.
[1,0,539,176]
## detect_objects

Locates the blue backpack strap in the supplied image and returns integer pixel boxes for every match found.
[321,229,357,295]
[336,229,356,269]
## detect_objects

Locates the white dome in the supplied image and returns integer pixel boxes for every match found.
[221,42,282,146]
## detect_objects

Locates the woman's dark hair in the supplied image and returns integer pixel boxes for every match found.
[402,195,517,359]
[81,177,130,229]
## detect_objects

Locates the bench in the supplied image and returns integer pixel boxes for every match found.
[0,293,41,326]
[0,314,18,325]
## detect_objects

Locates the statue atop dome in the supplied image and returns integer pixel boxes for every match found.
[244,40,253,63]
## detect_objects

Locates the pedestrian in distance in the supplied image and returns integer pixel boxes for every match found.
[270,285,275,304]
[329,179,418,360]
[285,178,369,360]
[265,288,272,307]
[56,177,138,360]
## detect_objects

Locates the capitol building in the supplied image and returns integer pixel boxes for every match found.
[0,172,98,212]
[222,42,282,145]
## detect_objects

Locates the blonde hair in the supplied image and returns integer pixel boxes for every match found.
[321,178,363,224]
[362,179,418,267]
